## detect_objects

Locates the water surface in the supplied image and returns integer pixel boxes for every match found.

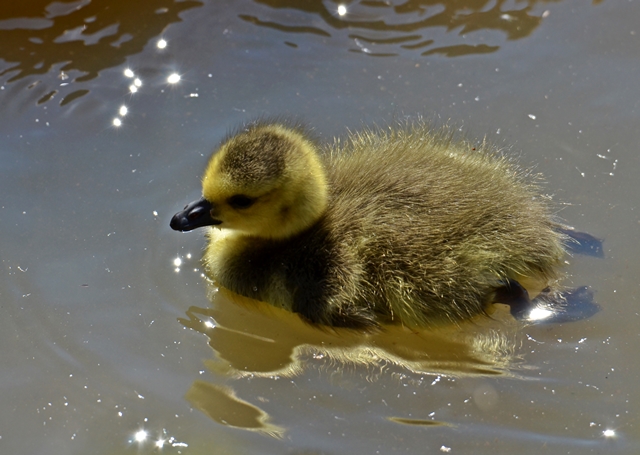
[1,0,639,453]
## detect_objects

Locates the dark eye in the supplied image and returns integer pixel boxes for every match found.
[228,194,255,209]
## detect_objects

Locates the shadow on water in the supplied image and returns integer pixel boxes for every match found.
[178,285,535,436]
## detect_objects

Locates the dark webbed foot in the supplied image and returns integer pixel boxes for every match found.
[559,228,604,258]
[493,279,533,319]
[492,280,600,323]
[537,286,601,323]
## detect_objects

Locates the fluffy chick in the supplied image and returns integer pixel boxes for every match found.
[171,121,568,329]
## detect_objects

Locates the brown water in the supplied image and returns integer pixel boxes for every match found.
[1,0,638,453]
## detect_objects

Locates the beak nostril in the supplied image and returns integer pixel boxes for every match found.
[187,208,202,221]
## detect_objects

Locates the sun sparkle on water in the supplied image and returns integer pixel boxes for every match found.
[134,430,147,442]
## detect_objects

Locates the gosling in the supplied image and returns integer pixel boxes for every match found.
[171,121,585,329]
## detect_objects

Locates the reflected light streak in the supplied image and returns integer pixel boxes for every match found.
[157,39,167,49]
[603,429,616,438]
[167,73,180,84]
[528,307,553,321]
[156,439,165,448]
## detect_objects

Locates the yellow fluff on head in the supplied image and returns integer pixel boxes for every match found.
[171,120,569,329]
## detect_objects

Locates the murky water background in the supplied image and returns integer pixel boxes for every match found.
[2,0,639,453]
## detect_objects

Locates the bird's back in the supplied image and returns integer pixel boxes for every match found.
[318,125,566,326]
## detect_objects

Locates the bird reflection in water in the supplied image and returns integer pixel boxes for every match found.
[179,284,539,436]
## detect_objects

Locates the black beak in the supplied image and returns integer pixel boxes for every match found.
[170,197,222,232]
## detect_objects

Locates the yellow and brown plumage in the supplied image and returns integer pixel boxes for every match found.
[171,120,572,329]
